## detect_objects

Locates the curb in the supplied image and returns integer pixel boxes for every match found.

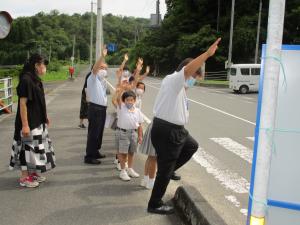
[173,186,228,225]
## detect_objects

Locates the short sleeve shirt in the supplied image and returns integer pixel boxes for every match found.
[117,104,144,130]
[14,73,47,140]
[153,67,189,125]
[87,71,107,106]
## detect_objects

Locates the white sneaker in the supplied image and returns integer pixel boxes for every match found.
[113,158,119,165]
[140,179,147,187]
[146,179,155,189]
[127,168,140,178]
[119,170,131,181]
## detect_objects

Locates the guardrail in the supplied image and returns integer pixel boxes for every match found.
[0,77,13,113]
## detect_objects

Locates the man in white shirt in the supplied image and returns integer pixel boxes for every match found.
[147,38,221,215]
[84,48,108,165]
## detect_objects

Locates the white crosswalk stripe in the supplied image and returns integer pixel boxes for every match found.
[193,149,250,194]
[210,137,253,164]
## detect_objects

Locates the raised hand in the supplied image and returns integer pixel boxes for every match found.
[124,53,129,62]
[145,66,150,74]
[206,38,221,57]
[137,57,143,66]
[102,45,108,57]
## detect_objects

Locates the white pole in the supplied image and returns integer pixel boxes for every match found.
[228,0,235,68]
[71,35,76,67]
[90,1,94,67]
[96,0,103,60]
[254,0,263,64]
[250,0,286,223]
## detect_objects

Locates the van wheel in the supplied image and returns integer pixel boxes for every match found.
[239,85,249,94]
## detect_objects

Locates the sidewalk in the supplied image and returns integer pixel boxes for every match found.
[0,68,183,225]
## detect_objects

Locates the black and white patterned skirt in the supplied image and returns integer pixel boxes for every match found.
[9,124,56,173]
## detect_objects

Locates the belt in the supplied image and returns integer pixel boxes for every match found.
[117,127,137,132]
[89,102,107,109]
[153,117,184,129]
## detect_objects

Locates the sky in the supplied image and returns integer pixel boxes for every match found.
[1,0,167,19]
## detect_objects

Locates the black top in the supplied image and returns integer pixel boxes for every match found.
[81,71,91,96]
[14,73,47,140]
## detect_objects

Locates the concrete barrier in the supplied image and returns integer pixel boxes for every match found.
[173,186,228,225]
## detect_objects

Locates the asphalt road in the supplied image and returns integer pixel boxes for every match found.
[107,69,258,225]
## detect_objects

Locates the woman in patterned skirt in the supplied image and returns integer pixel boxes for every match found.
[9,53,56,188]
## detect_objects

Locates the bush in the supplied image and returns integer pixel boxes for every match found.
[47,60,62,72]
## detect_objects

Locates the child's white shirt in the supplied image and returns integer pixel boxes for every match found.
[117,103,144,129]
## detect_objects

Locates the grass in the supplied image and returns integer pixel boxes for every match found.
[198,80,229,85]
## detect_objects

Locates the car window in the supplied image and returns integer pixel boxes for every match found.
[251,68,261,76]
[241,68,250,76]
[230,68,236,76]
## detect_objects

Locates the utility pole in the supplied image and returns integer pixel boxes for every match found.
[228,0,235,68]
[90,1,95,67]
[250,0,286,224]
[49,45,52,63]
[254,0,262,64]
[71,35,76,67]
[217,0,220,32]
[96,0,103,60]
[156,0,160,26]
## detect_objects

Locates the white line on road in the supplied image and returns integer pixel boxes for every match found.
[210,138,253,164]
[193,149,250,194]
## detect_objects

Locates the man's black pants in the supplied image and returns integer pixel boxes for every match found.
[85,103,107,160]
[148,117,198,208]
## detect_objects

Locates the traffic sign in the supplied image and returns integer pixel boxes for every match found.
[107,43,117,52]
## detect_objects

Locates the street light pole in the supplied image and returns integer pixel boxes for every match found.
[96,0,103,60]
[254,0,262,64]
[217,0,220,32]
[90,1,94,67]
[228,0,235,68]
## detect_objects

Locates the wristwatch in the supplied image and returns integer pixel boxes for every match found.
[0,11,13,39]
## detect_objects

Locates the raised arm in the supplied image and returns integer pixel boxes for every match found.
[119,53,129,72]
[92,46,108,75]
[139,66,150,81]
[184,38,221,79]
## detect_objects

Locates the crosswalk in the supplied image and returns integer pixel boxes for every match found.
[192,136,255,217]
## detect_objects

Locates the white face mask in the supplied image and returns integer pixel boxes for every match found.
[98,69,107,78]
[136,88,144,96]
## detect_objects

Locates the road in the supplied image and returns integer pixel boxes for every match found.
[107,69,258,225]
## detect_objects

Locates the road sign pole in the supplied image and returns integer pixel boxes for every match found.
[250,0,286,224]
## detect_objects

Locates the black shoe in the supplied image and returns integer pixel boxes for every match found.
[170,172,181,181]
[78,124,86,129]
[97,153,106,159]
[84,158,101,165]
[147,204,175,215]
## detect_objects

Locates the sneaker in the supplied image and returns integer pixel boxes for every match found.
[140,179,147,187]
[30,172,46,183]
[119,170,131,181]
[127,168,140,178]
[19,176,39,188]
[146,179,155,189]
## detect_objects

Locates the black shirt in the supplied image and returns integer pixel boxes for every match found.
[14,73,47,140]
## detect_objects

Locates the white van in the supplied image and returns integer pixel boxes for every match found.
[229,64,261,94]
